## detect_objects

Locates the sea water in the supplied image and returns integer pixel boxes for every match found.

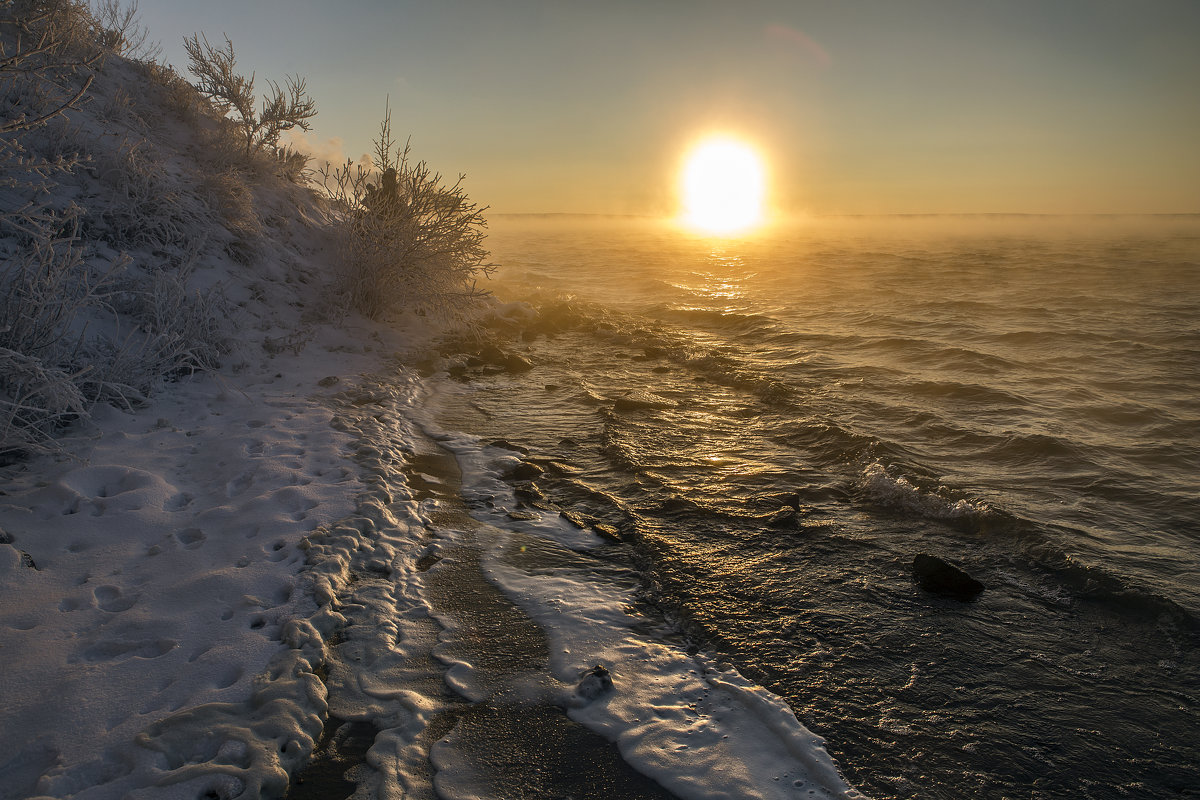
[426,214,1199,799]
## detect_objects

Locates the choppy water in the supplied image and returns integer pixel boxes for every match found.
[429,214,1200,799]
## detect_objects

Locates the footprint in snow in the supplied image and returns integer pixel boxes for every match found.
[175,528,206,550]
[225,471,254,498]
[94,585,137,613]
[80,638,176,661]
[164,492,193,512]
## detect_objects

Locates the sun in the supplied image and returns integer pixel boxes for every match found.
[680,136,766,234]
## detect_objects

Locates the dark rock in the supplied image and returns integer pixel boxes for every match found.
[478,344,507,365]
[318,376,339,387]
[0,528,12,545]
[652,366,671,374]
[512,483,545,504]
[912,554,984,600]
[560,510,588,528]
[558,438,579,448]
[489,439,529,455]
[765,507,798,528]
[507,510,540,521]
[762,492,801,510]
[576,664,614,701]
[477,345,533,374]
[503,353,534,373]
[592,524,622,543]
[19,551,37,570]
[508,461,545,481]
[544,384,560,391]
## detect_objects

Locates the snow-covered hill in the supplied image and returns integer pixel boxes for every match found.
[1,8,430,797]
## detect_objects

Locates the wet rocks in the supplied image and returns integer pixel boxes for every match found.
[507,461,545,481]
[489,439,529,456]
[592,523,622,543]
[559,509,587,528]
[912,554,984,600]
[317,376,339,388]
[575,664,614,701]
[475,344,533,374]
[512,483,547,507]
[765,507,799,528]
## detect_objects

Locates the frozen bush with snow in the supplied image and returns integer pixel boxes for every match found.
[321,104,495,322]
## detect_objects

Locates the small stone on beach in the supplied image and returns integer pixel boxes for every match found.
[576,664,614,701]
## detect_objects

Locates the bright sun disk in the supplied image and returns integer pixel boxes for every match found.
[681,137,765,233]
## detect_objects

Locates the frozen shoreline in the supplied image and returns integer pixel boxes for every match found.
[1,336,868,798]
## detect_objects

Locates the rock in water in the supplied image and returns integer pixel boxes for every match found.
[912,554,984,600]
[576,664,614,701]
[765,506,798,528]
[508,461,544,481]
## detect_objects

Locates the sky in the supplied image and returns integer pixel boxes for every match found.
[138,0,1200,215]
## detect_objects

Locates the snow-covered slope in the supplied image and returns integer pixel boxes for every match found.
[0,28,420,799]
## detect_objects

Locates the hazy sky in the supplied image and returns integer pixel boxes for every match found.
[138,1,1200,215]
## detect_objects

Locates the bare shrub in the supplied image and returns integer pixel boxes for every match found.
[0,215,127,455]
[321,104,494,321]
[90,137,203,251]
[0,0,102,235]
[102,269,230,391]
[137,58,202,125]
[182,33,316,158]
[0,0,101,135]
[89,0,160,62]
[273,143,310,184]
[0,215,124,357]
[0,346,89,459]
[195,164,261,262]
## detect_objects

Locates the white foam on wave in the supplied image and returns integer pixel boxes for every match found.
[860,462,986,522]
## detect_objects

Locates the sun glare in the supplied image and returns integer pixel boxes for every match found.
[681,137,766,234]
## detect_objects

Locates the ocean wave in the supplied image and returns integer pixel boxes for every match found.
[858,462,994,525]
[978,431,1092,469]
[900,379,1029,407]
[650,304,783,336]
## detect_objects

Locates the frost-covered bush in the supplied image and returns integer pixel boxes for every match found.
[90,138,203,250]
[89,0,160,62]
[0,216,121,456]
[183,33,316,159]
[322,106,494,321]
[0,1,235,458]
[0,0,101,236]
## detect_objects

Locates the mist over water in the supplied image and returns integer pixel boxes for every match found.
[432,214,1200,799]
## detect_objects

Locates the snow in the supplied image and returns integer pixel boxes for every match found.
[0,30,867,800]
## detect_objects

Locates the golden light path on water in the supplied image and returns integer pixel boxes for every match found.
[679,136,767,235]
